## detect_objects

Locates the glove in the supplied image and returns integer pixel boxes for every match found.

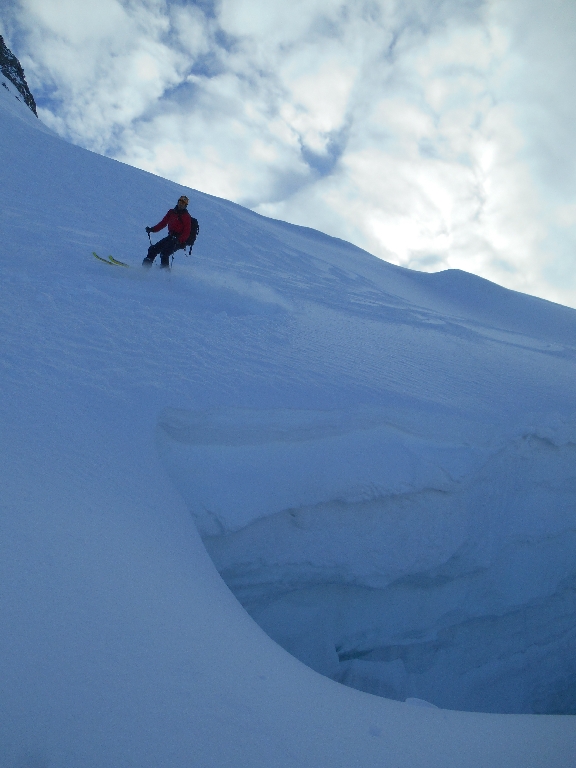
[145,226,151,233]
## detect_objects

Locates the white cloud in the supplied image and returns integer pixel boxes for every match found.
[6,0,576,307]
[279,52,357,154]
[12,0,187,150]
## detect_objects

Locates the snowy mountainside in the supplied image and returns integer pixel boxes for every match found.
[1,78,576,766]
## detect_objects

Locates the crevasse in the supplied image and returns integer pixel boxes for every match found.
[158,406,576,715]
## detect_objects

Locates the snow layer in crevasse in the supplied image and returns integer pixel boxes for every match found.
[158,405,576,714]
[1,76,576,766]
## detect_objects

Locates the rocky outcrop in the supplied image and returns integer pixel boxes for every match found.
[0,35,37,116]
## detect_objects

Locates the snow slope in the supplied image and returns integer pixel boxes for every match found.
[1,77,575,766]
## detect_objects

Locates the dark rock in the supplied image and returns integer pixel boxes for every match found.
[0,35,37,117]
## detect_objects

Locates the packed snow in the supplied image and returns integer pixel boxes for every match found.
[1,72,575,767]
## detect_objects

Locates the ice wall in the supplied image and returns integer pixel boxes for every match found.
[158,406,576,715]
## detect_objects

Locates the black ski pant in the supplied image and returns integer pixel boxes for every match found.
[146,235,182,267]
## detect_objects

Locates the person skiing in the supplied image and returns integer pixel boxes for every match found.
[143,195,193,269]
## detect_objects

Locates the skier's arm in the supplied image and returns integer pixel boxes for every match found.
[150,211,170,233]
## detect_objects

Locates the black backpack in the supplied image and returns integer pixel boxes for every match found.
[184,216,199,255]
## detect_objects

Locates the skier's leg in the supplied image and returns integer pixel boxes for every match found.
[143,236,170,267]
[142,242,158,267]
[160,239,176,269]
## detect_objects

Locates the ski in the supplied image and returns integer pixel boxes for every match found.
[108,255,129,268]
[92,252,130,267]
[93,251,113,264]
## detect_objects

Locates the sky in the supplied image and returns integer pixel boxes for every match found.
[3,0,576,307]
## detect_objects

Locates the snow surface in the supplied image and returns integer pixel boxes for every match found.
[1,77,575,766]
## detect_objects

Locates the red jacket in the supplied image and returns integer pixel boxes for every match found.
[151,208,192,244]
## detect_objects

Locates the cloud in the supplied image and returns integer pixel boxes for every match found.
[6,0,576,307]
[10,0,190,151]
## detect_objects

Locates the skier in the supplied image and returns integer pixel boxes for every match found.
[143,195,193,269]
